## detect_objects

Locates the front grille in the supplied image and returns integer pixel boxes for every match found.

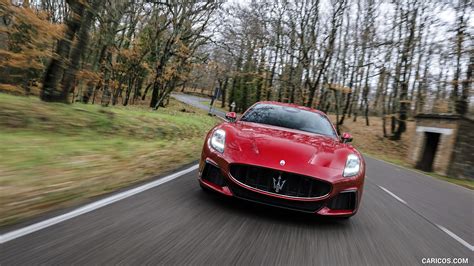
[201,162,226,187]
[326,191,357,210]
[228,183,324,213]
[229,164,331,198]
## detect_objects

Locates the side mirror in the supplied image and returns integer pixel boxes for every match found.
[341,132,353,143]
[225,112,237,122]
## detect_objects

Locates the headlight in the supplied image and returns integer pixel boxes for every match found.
[210,129,226,153]
[343,154,360,177]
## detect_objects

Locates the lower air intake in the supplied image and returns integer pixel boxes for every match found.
[326,191,357,210]
[201,162,226,187]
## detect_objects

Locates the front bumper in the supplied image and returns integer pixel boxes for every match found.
[199,148,364,217]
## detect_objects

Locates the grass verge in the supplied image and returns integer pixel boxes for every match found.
[0,93,218,227]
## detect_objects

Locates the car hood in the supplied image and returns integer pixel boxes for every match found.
[222,121,357,179]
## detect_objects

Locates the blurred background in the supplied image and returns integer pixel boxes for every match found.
[0,0,472,259]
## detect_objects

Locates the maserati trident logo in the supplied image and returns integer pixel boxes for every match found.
[273,175,286,193]
[280,160,286,166]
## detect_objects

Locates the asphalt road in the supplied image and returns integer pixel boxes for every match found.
[1,94,472,265]
[172,93,227,118]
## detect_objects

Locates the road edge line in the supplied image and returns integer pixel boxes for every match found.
[378,185,408,205]
[436,224,474,252]
[0,164,199,244]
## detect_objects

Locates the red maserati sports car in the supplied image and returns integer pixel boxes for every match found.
[199,102,365,218]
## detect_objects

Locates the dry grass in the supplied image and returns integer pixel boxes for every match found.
[0,83,24,95]
[0,94,219,227]
[327,115,415,164]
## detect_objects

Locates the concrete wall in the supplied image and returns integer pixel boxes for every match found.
[448,118,474,180]
[409,116,459,175]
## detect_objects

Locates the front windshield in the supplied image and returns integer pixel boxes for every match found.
[240,103,336,137]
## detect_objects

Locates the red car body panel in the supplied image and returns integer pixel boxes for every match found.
[199,101,365,217]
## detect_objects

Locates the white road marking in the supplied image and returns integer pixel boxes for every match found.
[377,184,473,252]
[378,185,407,205]
[0,164,199,244]
[436,224,474,252]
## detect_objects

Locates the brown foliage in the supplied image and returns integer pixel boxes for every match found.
[0,0,63,92]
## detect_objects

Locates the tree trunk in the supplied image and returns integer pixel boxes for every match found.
[83,45,107,103]
[141,83,152,101]
[41,0,85,103]
[221,77,228,108]
[392,8,418,140]
[62,0,102,100]
[457,49,473,116]
[453,0,468,115]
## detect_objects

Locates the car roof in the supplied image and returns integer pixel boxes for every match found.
[252,101,327,116]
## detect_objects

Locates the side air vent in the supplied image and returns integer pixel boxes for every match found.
[201,162,226,187]
[326,191,357,210]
